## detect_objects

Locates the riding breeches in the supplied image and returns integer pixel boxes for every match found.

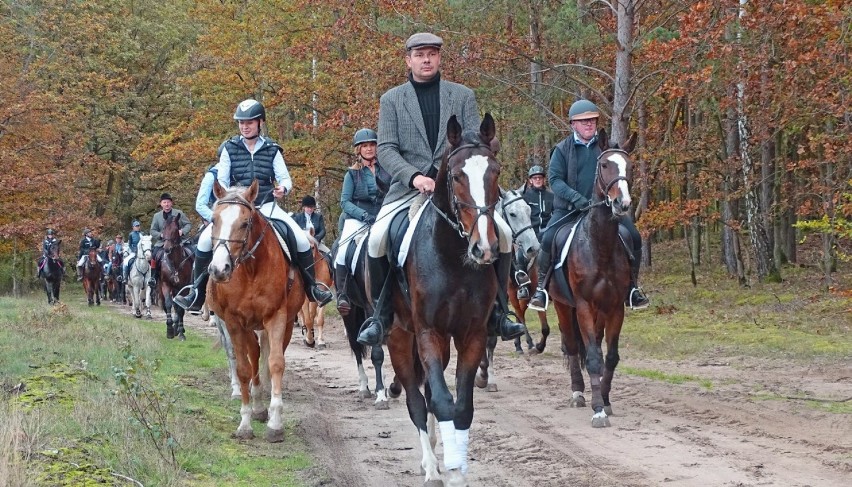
[196,201,309,253]
[77,254,103,267]
[367,194,513,259]
[336,218,369,266]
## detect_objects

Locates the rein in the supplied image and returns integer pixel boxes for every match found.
[211,195,272,268]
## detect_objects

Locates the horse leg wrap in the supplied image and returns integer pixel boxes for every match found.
[438,421,464,472]
[455,428,470,474]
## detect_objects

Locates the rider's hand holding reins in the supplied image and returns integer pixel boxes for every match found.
[272,184,288,199]
[412,174,435,194]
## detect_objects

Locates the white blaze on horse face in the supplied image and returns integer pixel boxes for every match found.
[607,152,632,207]
[462,155,494,252]
[210,205,242,274]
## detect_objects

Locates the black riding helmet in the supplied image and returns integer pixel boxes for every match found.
[233,99,266,121]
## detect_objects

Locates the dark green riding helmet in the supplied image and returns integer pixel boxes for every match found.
[528,165,546,177]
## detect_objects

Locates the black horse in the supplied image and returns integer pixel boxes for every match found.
[334,237,400,409]
[39,239,64,305]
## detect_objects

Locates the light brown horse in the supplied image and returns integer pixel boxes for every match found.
[207,180,305,442]
[299,228,332,349]
[82,247,102,306]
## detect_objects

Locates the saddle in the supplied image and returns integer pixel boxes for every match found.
[265,216,294,262]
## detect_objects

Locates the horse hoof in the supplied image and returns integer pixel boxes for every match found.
[604,405,614,416]
[515,347,524,354]
[303,338,315,349]
[486,383,498,393]
[424,480,444,487]
[375,400,389,410]
[235,428,254,440]
[591,412,611,428]
[388,383,402,399]
[474,374,487,389]
[358,389,372,400]
[178,334,186,341]
[252,410,269,422]
[569,391,586,408]
[265,428,285,443]
[316,342,327,350]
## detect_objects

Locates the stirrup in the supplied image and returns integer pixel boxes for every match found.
[357,317,385,346]
[528,289,549,312]
[627,287,650,310]
[514,270,531,287]
[311,282,333,307]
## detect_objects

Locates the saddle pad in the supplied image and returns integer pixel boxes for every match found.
[269,220,292,261]
[555,216,584,269]
[349,229,368,274]
[397,197,430,268]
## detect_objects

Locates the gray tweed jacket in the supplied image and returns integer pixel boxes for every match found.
[377,78,480,204]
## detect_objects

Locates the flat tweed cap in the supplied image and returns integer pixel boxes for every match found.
[406,32,443,51]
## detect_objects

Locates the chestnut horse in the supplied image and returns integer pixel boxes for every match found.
[387,114,501,485]
[157,215,193,340]
[207,180,305,442]
[82,247,102,306]
[551,128,637,428]
[40,239,64,305]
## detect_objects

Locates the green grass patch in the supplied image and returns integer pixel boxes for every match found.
[619,366,713,389]
[0,291,314,486]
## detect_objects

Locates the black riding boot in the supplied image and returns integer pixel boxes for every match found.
[334,264,351,316]
[174,250,212,314]
[529,250,552,311]
[297,250,333,307]
[625,258,650,310]
[492,252,527,341]
[357,256,391,346]
[514,252,531,300]
[148,249,160,287]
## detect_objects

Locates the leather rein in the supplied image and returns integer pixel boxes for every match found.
[211,195,272,268]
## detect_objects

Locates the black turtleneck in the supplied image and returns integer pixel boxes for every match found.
[409,72,441,153]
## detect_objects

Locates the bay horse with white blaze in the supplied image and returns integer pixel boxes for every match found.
[551,128,637,428]
[207,180,305,442]
[388,114,501,485]
[40,239,64,305]
[82,247,102,306]
[157,215,193,340]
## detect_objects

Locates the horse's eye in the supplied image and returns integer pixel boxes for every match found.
[240,222,248,229]
[509,212,517,218]
[452,175,460,182]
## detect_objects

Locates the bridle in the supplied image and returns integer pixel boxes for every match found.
[593,148,631,209]
[431,142,499,239]
[498,190,536,241]
[210,195,271,268]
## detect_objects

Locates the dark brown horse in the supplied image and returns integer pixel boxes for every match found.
[551,128,637,428]
[207,180,305,442]
[107,247,125,304]
[82,247,102,306]
[387,114,501,485]
[157,215,193,340]
[40,239,63,305]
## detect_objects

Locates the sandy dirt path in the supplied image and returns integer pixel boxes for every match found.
[128,300,850,487]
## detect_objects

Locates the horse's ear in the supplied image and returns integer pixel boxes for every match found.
[597,127,610,152]
[447,115,462,147]
[621,132,638,154]
[246,179,259,203]
[213,179,226,199]
[480,113,496,146]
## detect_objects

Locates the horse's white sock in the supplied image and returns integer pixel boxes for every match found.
[439,421,463,471]
[455,428,470,474]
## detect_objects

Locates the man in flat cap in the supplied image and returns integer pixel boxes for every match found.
[356,32,526,346]
[149,192,192,287]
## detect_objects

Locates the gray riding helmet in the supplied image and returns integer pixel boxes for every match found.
[353,128,378,147]
[528,165,546,177]
[568,99,600,122]
[233,99,266,121]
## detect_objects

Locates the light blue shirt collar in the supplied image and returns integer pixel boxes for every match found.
[573,131,597,147]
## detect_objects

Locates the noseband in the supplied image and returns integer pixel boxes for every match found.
[594,149,631,208]
[499,192,536,241]
[433,142,498,239]
[211,196,268,267]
